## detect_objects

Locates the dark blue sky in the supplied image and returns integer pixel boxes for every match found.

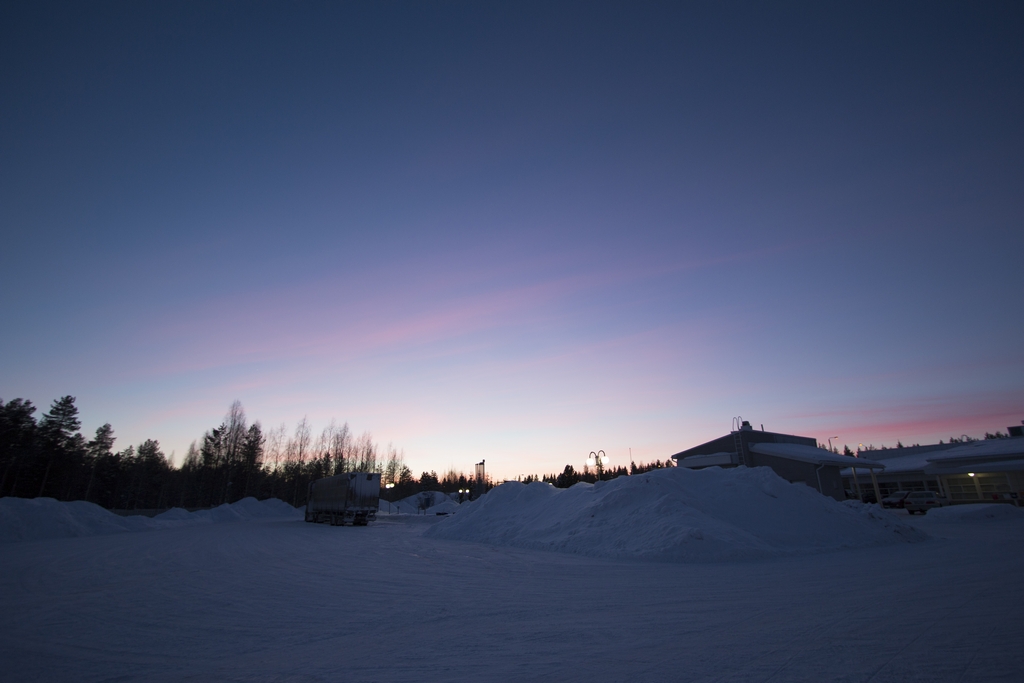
[2,2,1022,476]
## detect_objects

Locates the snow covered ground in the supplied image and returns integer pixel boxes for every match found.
[2,476,1023,682]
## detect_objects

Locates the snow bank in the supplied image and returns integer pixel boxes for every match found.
[379,490,459,515]
[926,504,1024,522]
[0,498,150,543]
[0,496,302,544]
[425,466,926,562]
[425,499,461,515]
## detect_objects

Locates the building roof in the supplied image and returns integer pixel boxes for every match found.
[843,451,935,476]
[750,443,886,469]
[843,437,1024,477]
[925,437,1024,464]
[674,452,738,469]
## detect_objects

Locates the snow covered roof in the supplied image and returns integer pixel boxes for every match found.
[676,452,739,469]
[841,438,1024,477]
[750,443,886,469]
[925,438,1024,464]
[843,451,935,476]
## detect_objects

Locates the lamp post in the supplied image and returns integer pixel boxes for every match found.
[586,450,609,483]
[384,483,395,513]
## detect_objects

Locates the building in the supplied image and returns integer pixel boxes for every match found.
[844,426,1024,506]
[671,420,885,501]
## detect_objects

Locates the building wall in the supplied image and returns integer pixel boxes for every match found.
[845,474,942,499]
[818,466,846,501]
[750,452,845,500]
[943,471,1024,503]
[845,470,1024,505]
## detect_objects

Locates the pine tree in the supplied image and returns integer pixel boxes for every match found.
[0,398,38,496]
[37,396,85,498]
[83,424,116,502]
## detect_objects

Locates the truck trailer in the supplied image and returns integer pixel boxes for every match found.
[305,472,380,526]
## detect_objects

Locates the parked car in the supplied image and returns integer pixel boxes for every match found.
[881,491,910,509]
[904,491,947,514]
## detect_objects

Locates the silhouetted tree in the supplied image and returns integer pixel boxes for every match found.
[555,465,580,488]
[419,471,440,491]
[0,396,420,513]
[37,396,86,499]
[241,422,264,498]
[83,423,115,502]
[0,398,38,497]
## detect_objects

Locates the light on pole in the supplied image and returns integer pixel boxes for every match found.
[586,450,609,482]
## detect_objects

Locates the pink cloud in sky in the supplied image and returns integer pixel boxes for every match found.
[127,238,803,382]
[780,390,1024,449]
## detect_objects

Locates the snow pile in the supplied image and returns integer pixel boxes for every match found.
[426,499,461,515]
[379,490,459,514]
[156,497,303,524]
[927,504,1024,522]
[0,496,302,543]
[0,498,150,543]
[260,497,304,517]
[425,466,926,562]
[153,507,195,521]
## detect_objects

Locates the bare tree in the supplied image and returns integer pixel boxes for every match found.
[289,417,312,465]
[383,444,403,487]
[330,422,351,475]
[353,431,379,472]
[315,420,335,475]
[223,400,247,466]
[222,400,248,502]
[264,423,286,472]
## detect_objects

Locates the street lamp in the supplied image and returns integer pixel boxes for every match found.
[586,450,609,482]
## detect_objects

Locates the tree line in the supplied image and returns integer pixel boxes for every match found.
[0,396,452,510]
[537,459,674,488]
[1,394,676,511]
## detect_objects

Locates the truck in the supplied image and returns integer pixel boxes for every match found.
[305,472,380,526]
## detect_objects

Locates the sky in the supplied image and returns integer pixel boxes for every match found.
[2,1,1022,479]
